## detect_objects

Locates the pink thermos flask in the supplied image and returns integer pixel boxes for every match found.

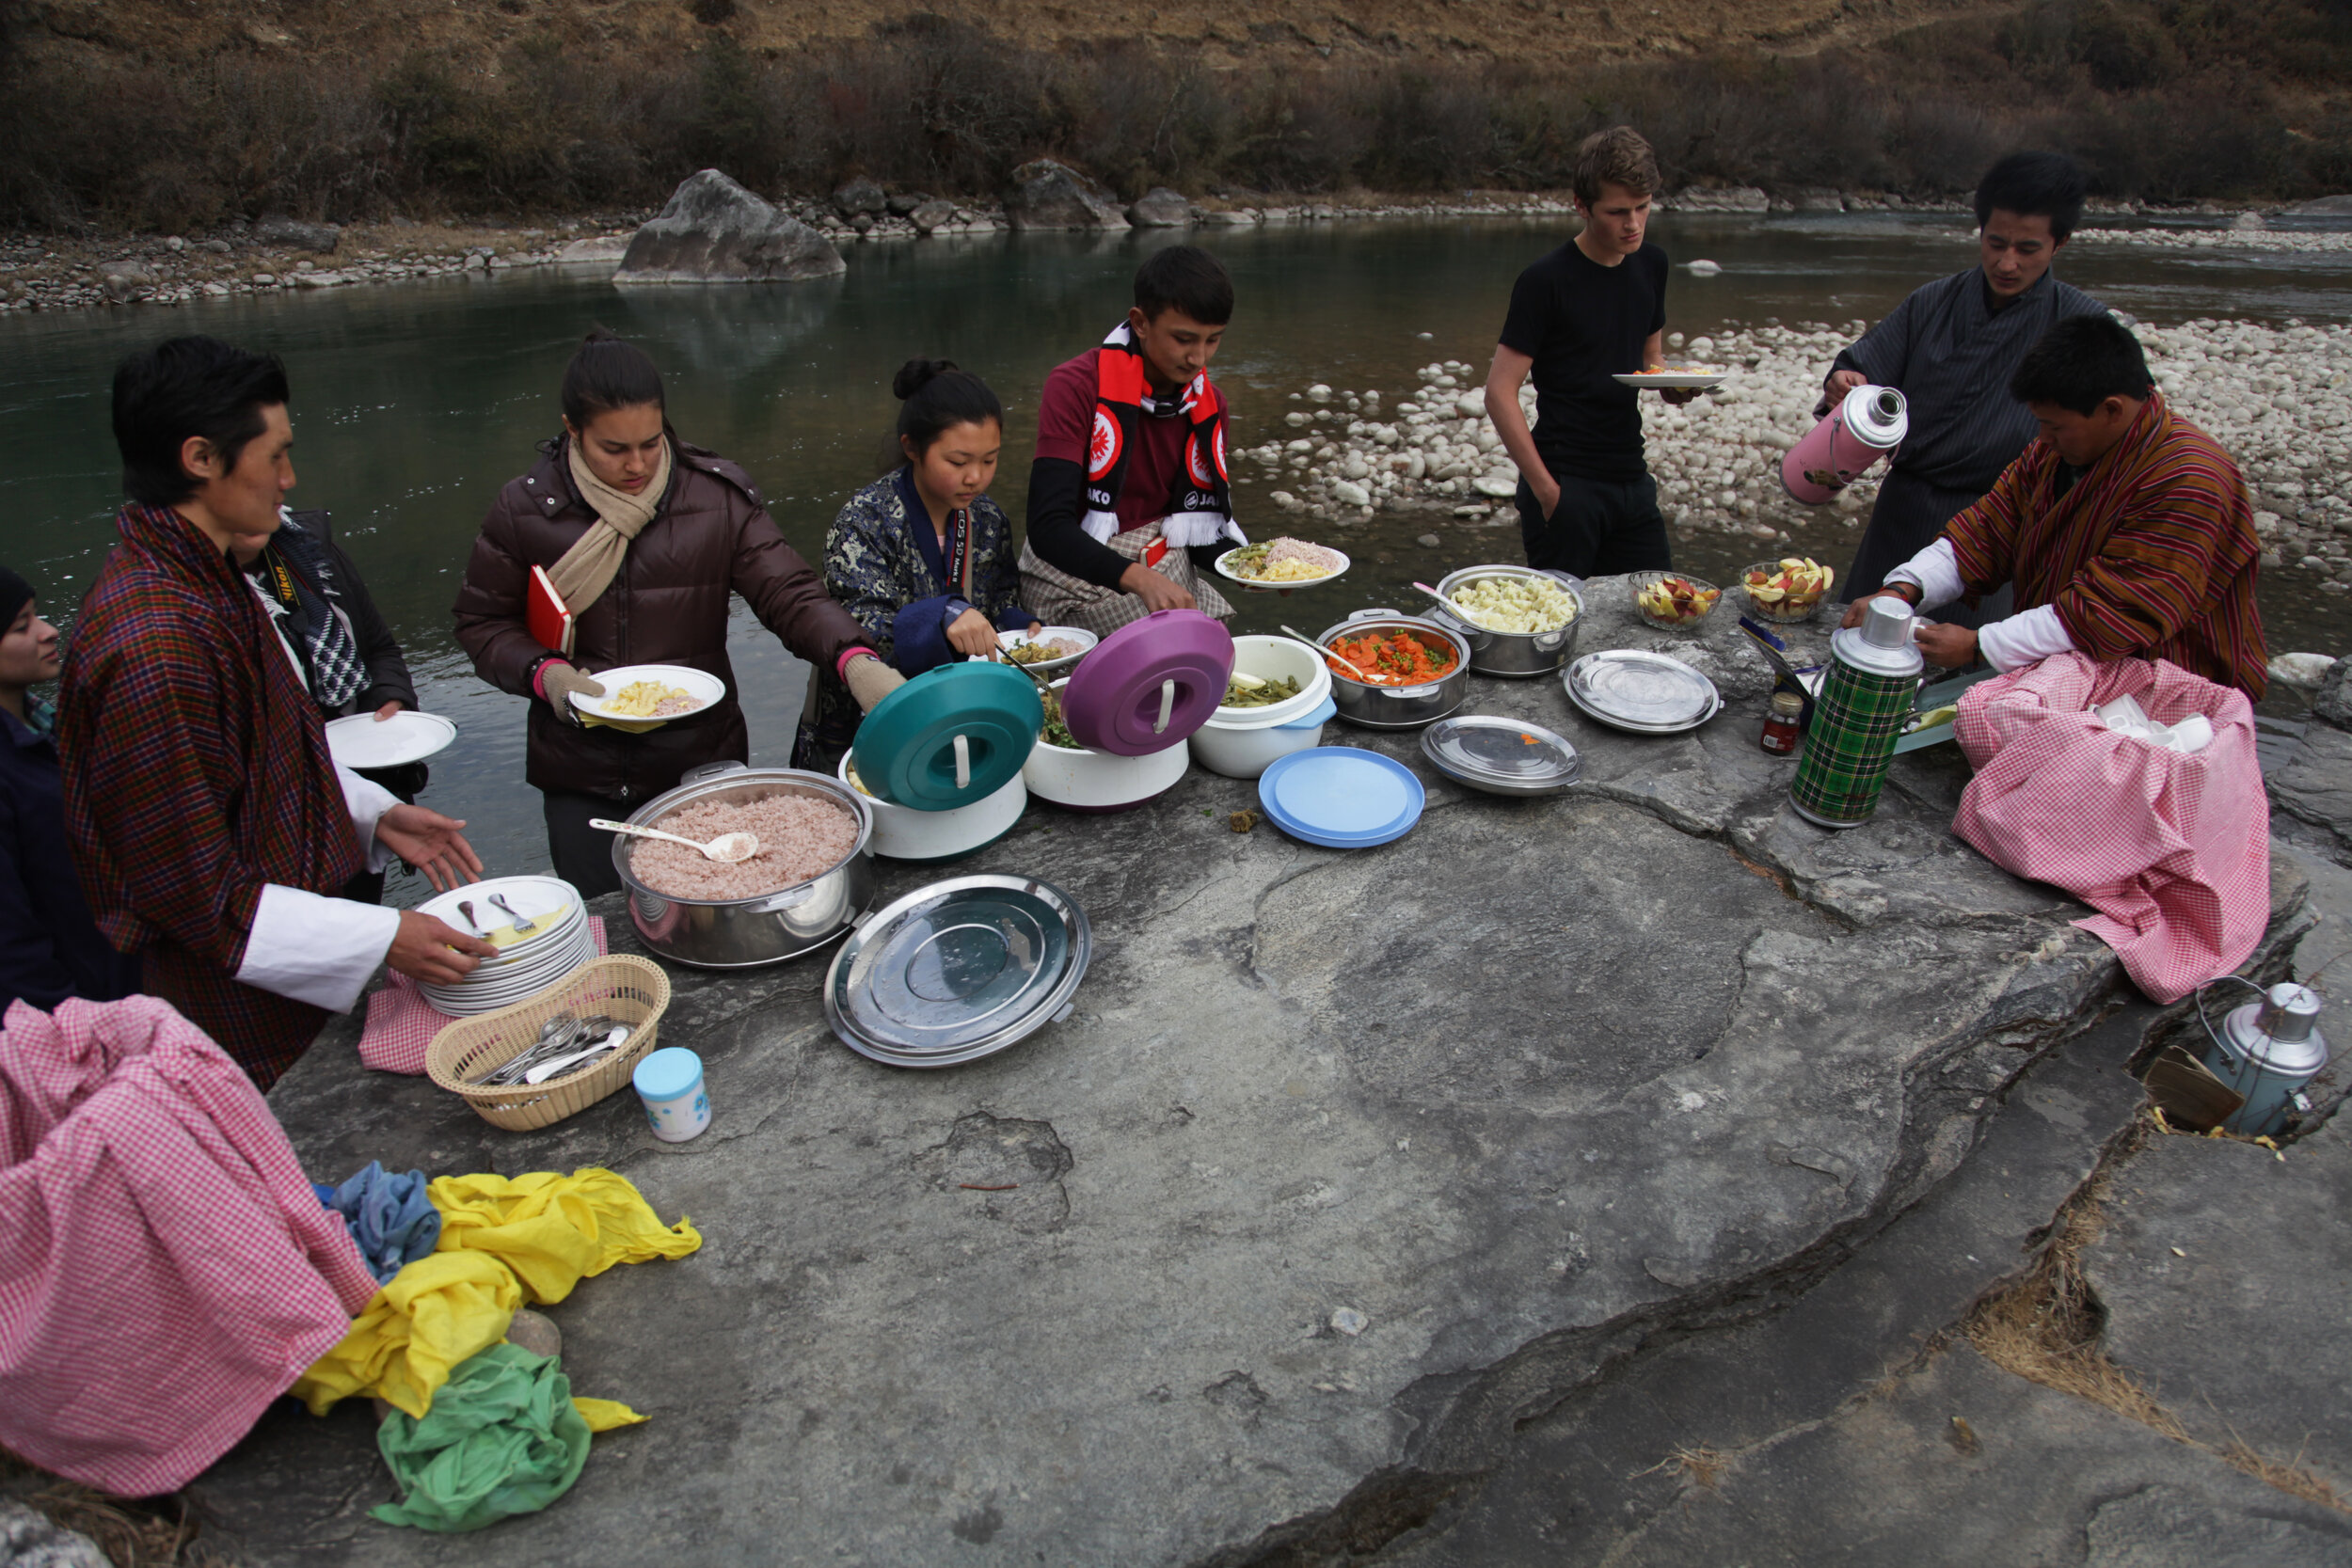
[1782,385,1909,504]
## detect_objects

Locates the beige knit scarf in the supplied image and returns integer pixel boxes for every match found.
[549,435,673,616]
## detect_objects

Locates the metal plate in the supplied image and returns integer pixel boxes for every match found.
[1611,370,1726,389]
[325,709,456,769]
[1563,680,1723,736]
[1565,650,1720,727]
[824,875,1091,1069]
[1421,716,1582,795]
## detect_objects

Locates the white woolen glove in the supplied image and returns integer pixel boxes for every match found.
[843,655,907,713]
[538,662,607,727]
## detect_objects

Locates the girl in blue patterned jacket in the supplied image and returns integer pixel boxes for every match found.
[803,359,1041,766]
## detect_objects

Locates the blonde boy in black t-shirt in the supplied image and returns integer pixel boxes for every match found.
[1485,126,1699,578]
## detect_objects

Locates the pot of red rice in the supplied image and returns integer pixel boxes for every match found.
[614,762,876,968]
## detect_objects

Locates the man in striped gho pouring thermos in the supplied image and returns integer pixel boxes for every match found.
[1841,313,2268,702]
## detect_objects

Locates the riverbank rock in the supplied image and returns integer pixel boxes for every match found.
[1667,185,1770,214]
[254,214,339,253]
[554,234,629,263]
[1004,159,1130,230]
[832,176,886,218]
[0,1501,108,1568]
[1129,186,1194,227]
[614,169,846,284]
[909,198,958,234]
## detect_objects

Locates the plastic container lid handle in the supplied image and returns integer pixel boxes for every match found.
[954,733,971,791]
[1155,678,1175,735]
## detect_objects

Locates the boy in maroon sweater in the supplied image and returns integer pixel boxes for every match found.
[1018,246,1243,634]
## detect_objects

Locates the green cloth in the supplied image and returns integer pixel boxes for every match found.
[371,1343,591,1531]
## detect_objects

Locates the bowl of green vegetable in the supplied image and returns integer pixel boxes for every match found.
[1189,634,1339,779]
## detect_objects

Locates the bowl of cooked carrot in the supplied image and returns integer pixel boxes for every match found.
[1314,612,1472,729]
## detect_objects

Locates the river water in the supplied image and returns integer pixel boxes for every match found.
[4,212,2345,892]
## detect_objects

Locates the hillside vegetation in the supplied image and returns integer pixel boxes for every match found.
[2,0,2347,230]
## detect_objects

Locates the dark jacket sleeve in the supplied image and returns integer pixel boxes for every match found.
[0,782,79,1011]
[1025,457,1131,589]
[889,597,961,675]
[1827,282,1922,407]
[733,496,869,673]
[452,485,558,695]
[323,537,417,711]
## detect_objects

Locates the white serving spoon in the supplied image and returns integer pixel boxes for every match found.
[590,818,759,863]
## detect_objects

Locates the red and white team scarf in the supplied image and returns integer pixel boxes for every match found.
[1083,322,1243,551]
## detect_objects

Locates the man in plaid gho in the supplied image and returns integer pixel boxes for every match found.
[57,337,499,1088]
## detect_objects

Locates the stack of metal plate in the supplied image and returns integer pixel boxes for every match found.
[823,875,1091,1069]
[1562,650,1722,736]
[1420,716,1582,796]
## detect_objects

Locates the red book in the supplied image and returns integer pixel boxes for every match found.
[527,565,574,657]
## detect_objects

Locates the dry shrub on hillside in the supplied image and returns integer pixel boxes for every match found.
[0,0,2344,229]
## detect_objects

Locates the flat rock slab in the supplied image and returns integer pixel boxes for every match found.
[1516,1343,2352,1567]
[199,592,2310,1565]
[2086,1114,2352,1486]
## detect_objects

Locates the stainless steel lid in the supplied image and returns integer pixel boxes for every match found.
[823,874,1091,1069]
[1422,716,1582,795]
[1828,598,1928,678]
[1565,650,1719,727]
[1840,383,1910,448]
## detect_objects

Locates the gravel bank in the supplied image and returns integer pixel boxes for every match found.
[1243,315,2352,588]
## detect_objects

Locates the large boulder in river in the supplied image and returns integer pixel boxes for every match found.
[1003,159,1130,231]
[1128,186,1194,227]
[614,169,846,285]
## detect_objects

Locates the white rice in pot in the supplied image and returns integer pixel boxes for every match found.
[629,792,859,899]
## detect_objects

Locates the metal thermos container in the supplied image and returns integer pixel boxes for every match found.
[2201,981,2329,1137]
[1783,385,1909,504]
[1789,595,1924,829]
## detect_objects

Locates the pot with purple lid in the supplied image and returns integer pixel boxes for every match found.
[1024,610,1234,812]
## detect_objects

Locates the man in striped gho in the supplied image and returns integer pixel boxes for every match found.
[1842,313,2267,701]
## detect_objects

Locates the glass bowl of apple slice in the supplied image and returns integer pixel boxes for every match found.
[1738,557,1836,624]
[1629,571,1723,631]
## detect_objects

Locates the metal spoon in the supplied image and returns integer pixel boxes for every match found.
[486,893,540,933]
[1411,580,1478,624]
[455,899,480,934]
[590,817,759,863]
[523,1029,628,1085]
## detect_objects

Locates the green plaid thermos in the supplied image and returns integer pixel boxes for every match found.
[1789,595,1924,829]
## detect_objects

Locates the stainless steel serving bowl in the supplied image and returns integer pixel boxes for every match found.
[1425,565,1584,678]
[1315,611,1474,730]
[615,762,877,969]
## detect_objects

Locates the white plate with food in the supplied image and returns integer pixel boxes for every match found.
[990,626,1098,674]
[1613,368,1726,390]
[568,664,726,725]
[325,709,457,770]
[1216,538,1352,593]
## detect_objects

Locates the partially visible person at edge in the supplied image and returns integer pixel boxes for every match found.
[227,506,423,904]
[453,330,891,899]
[59,337,495,1089]
[0,567,141,1015]
[1486,124,1701,579]
[1823,150,2109,625]
[806,358,1042,769]
[1845,314,2267,700]
[1019,245,1245,636]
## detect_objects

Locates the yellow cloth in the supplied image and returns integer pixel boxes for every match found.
[574,1399,649,1433]
[428,1167,701,1306]
[293,1252,522,1418]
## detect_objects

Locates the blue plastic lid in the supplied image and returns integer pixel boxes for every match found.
[1257,747,1425,848]
[632,1046,703,1101]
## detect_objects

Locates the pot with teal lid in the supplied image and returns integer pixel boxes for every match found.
[851,662,1041,812]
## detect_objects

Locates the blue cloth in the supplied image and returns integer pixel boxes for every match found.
[0,704,140,1014]
[317,1161,442,1284]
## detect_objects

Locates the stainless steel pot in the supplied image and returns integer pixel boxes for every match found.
[615,762,877,969]
[1426,566,1584,678]
[1316,611,1473,730]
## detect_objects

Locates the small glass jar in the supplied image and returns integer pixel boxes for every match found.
[1759,690,1804,755]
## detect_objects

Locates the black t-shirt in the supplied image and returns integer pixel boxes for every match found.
[1498,241,1669,483]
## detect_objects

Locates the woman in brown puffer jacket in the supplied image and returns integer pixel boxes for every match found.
[453,331,905,897]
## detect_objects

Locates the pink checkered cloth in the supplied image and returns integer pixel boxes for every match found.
[0,996,378,1497]
[358,916,610,1075]
[1953,653,2269,1005]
